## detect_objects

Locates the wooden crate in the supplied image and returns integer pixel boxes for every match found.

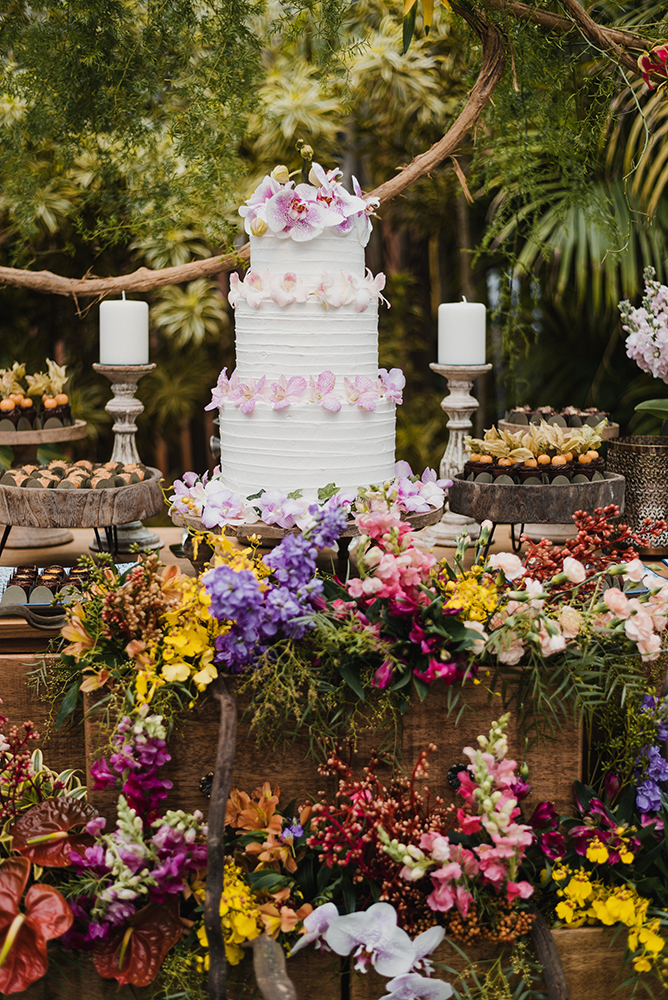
[350,927,632,1000]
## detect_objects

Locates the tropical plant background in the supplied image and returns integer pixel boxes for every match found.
[2,0,668,487]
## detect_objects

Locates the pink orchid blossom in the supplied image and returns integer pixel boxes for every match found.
[309,371,342,412]
[265,184,336,242]
[344,375,380,411]
[379,367,406,404]
[242,270,268,308]
[289,902,338,956]
[228,272,241,308]
[238,174,282,234]
[395,460,413,477]
[257,490,309,529]
[309,162,367,233]
[350,175,378,246]
[269,375,308,410]
[205,367,237,411]
[270,272,309,306]
[324,902,416,977]
[200,483,258,529]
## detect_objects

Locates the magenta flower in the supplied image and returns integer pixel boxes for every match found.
[229,376,266,414]
[379,368,405,404]
[344,375,379,411]
[265,184,332,242]
[309,371,342,412]
[372,660,394,689]
[269,375,308,409]
[638,44,668,90]
[310,162,367,234]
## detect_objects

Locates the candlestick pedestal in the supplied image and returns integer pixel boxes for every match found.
[90,364,162,553]
[419,363,493,548]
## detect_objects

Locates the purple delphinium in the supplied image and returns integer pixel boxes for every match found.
[204,505,347,673]
[634,743,668,813]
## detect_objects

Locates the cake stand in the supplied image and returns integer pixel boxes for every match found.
[0,420,89,549]
[448,472,626,553]
[0,470,165,560]
[170,505,445,577]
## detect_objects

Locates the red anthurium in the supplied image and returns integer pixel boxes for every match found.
[10,798,99,867]
[0,856,73,995]
[93,898,182,987]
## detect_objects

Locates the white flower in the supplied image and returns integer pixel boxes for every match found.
[562,557,586,584]
[383,973,453,1000]
[325,902,416,977]
[488,552,525,580]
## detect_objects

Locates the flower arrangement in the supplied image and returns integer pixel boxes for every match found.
[619,266,668,423]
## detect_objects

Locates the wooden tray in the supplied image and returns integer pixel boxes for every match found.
[0,418,88,446]
[0,468,165,528]
[498,418,620,440]
[448,472,625,524]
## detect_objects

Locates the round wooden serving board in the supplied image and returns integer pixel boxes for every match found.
[0,418,88,446]
[0,468,165,529]
[448,472,625,524]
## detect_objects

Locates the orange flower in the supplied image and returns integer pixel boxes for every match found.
[61,607,95,658]
[246,832,297,873]
[257,901,313,938]
[80,668,110,693]
[238,783,282,835]
[225,789,252,828]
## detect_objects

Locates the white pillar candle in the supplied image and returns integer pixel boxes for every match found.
[100,296,149,365]
[438,300,486,365]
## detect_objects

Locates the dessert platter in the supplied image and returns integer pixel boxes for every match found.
[498,404,620,440]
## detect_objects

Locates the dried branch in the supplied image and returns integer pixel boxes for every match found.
[558,0,639,73]
[204,677,237,1000]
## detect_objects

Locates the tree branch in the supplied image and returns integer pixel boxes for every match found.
[0,11,505,299]
[482,0,652,52]
[558,0,640,74]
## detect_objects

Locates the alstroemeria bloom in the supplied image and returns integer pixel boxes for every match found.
[269,375,308,410]
[325,902,416,977]
[379,367,406,403]
[0,856,73,995]
[309,370,342,412]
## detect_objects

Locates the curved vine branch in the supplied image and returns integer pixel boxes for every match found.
[0,0,652,300]
[0,9,505,300]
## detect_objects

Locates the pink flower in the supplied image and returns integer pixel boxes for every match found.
[637,633,662,661]
[419,833,451,862]
[624,607,654,644]
[506,880,534,902]
[537,622,566,656]
[562,556,586,584]
[425,863,463,912]
[228,272,241,308]
[243,270,268,308]
[270,272,309,306]
[269,375,308,409]
[265,184,336,242]
[413,658,459,685]
[456,808,482,835]
[257,489,308,529]
[604,587,631,618]
[205,367,236,411]
[497,631,525,665]
[378,368,405,404]
[463,620,487,654]
[344,375,380,411]
[559,605,583,639]
[638,44,668,90]
[372,660,394,689]
[201,483,258,529]
[522,577,546,609]
[488,552,525,580]
[309,162,367,232]
[622,558,646,582]
[309,371,341,412]
[239,174,282,233]
[230,375,266,414]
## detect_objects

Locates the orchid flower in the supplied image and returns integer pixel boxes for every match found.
[264,184,335,242]
[238,174,283,234]
[383,973,453,1000]
[269,272,309,307]
[309,371,341,412]
[200,483,258,529]
[230,376,266,414]
[289,901,338,956]
[257,490,310,530]
[379,367,405,404]
[269,375,308,410]
[324,902,417,977]
[204,367,235,411]
[344,375,379,411]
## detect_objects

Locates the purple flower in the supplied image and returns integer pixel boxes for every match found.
[290,901,339,956]
[230,375,266,414]
[90,758,118,790]
[85,816,107,836]
[310,162,367,235]
[379,368,405,404]
[265,184,334,242]
[539,831,567,859]
[269,375,308,409]
[528,801,559,831]
[309,371,342,412]
[205,367,234,411]
[383,974,453,1000]
[344,375,379,411]
[395,460,413,477]
[306,503,347,549]
[201,482,257,529]
[257,490,309,529]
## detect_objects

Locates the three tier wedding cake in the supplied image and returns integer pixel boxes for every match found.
[210,162,404,498]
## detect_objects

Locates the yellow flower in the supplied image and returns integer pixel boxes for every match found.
[585,838,609,864]
[556,900,576,923]
[192,654,218,690]
[196,860,263,968]
[563,873,593,905]
[161,660,191,683]
[619,848,634,864]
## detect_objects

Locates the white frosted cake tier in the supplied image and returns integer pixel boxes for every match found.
[219,399,396,496]
[235,300,379,379]
[249,230,365,279]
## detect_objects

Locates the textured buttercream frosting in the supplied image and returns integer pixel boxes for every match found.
[219,187,396,496]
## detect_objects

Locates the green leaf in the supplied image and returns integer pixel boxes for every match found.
[55,681,81,730]
[317,482,338,501]
[246,871,291,891]
[402,4,417,54]
[337,663,365,701]
[413,675,430,701]
[634,398,668,419]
